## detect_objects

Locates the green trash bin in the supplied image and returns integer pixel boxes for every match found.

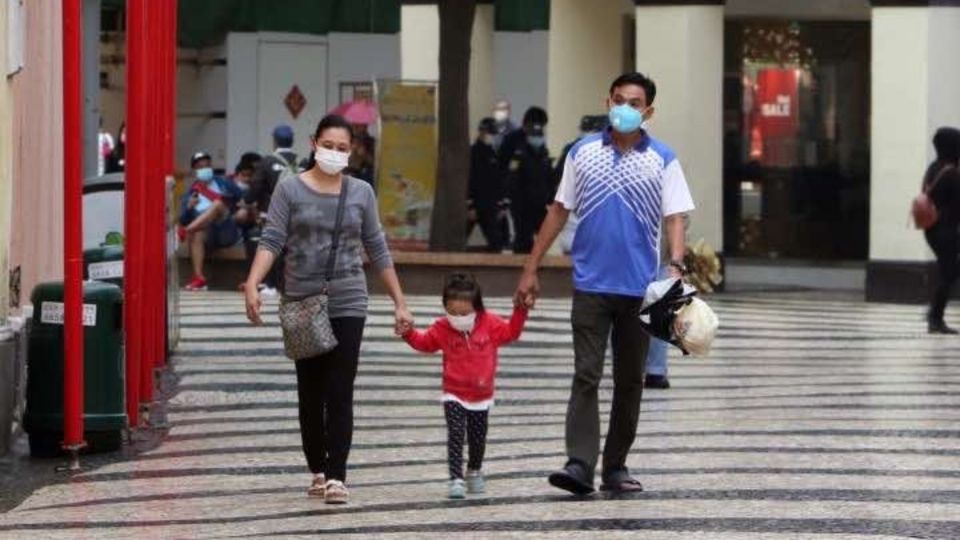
[24,281,125,457]
[83,245,124,287]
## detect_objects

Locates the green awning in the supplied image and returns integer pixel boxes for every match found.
[495,0,550,32]
[177,0,401,48]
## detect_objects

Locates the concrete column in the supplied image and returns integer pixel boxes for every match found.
[546,0,626,158]
[493,30,548,128]
[635,1,725,253]
[469,4,495,132]
[400,4,439,81]
[399,3,499,136]
[866,2,960,302]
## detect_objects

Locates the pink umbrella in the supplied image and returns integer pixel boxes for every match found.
[329,99,378,125]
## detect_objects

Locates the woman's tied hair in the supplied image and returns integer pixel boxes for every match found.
[442,272,485,313]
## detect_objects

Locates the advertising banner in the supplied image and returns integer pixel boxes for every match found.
[375,81,438,251]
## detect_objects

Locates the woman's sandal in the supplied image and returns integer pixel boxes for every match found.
[324,479,349,504]
[307,474,326,497]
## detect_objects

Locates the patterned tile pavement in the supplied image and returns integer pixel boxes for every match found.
[1,291,959,539]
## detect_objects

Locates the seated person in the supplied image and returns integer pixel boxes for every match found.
[180,151,244,291]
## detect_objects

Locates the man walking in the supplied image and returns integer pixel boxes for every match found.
[515,72,694,494]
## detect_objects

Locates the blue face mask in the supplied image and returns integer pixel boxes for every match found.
[195,167,213,182]
[608,104,647,134]
[527,136,545,148]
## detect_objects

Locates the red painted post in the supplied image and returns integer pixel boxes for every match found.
[124,0,143,426]
[62,0,86,458]
[137,0,154,409]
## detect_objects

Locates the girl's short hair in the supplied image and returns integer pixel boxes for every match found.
[442,273,485,312]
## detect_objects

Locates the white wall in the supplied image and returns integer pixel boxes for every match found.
[102,43,230,173]
[636,5,724,252]
[226,34,259,170]
[400,5,439,81]
[870,8,932,262]
[547,0,625,158]
[226,32,401,171]
[177,46,228,172]
[927,8,960,137]
[328,32,401,106]
[493,31,549,130]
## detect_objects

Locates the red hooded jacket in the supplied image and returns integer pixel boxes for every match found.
[403,307,528,402]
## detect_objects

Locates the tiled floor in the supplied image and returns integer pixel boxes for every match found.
[1,291,958,539]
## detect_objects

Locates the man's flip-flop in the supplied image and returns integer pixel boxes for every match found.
[548,469,596,495]
[599,470,644,493]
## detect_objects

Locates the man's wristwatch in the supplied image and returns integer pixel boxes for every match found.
[669,260,688,275]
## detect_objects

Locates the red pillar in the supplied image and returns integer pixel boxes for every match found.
[62,0,85,450]
[136,0,154,408]
[124,0,144,425]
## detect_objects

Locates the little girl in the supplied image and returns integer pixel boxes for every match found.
[400,273,528,499]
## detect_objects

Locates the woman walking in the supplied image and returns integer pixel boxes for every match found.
[923,127,960,334]
[244,114,413,503]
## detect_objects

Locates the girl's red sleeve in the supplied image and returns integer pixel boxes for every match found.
[403,322,443,353]
[493,305,528,345]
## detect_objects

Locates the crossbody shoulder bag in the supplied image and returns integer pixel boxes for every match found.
[277,179,350,360]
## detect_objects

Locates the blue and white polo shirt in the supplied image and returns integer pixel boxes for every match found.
[555,129,695,297]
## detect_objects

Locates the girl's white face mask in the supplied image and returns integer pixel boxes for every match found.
[315,146,350,175]
[447,313,476,333]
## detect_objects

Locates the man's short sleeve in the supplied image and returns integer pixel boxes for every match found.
[662,160,695,217]
[554,152,577,210]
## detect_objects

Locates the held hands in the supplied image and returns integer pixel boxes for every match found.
[514,269,539,309]
[244,282,263,326]
[394,304,414,336]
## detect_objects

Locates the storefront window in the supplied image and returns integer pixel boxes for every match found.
[723,21,870,260]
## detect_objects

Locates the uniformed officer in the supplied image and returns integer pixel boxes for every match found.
[500,107,553,254]
[467,118,509,252]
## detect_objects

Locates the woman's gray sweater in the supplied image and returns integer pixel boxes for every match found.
[259,174,393,318]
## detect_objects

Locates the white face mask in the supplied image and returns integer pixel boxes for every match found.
[315,146,350,175]
[493,109,509,123]
[447,313,476,333]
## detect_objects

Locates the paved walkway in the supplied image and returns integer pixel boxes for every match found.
[1,291,959,539]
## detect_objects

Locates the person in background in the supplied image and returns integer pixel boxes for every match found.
[922,127,960,334]
[491,99,516,152]
[247,125,298,214]
[105,122,126,173]
[500,107,552,254]
[555,115,608,254]
[345,125,376,189]
[467,118,509,252]
[97,118,115,176]
[231,153,270,294]
[180,151,244,291]
[246,125,298,296]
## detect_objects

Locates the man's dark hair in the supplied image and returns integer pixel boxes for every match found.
[442,272,485,313]
[235,152,261,174]
[522,106,548,127]
[609,72,657,105]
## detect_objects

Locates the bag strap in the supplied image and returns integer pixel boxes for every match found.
[925,164,955,194]
[324,178,350,283]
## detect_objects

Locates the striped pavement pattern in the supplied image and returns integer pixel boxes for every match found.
[0,290,958,539]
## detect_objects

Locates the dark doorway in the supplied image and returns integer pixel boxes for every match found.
[723,21,870,260]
